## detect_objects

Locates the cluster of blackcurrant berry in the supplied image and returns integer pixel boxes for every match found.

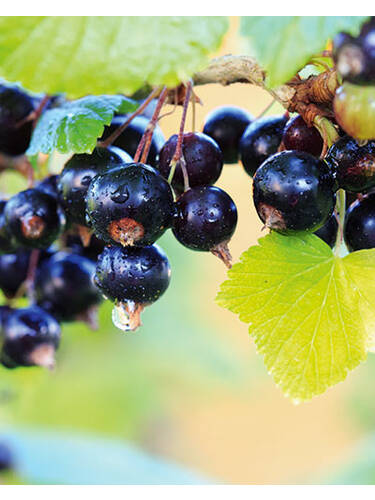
[2,29,375,372]
[0,83,244,370]
[334,17,375,85]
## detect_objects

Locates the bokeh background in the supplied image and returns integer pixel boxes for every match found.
[1,17,375,485]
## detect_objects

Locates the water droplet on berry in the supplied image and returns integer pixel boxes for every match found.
[112,301,135,332]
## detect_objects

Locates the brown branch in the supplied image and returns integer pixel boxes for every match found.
[193,54,340,126]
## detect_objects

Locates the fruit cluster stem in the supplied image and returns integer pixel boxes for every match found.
[99,86,162,149]
[334,189,346,256]
[133,86,168,163]
[168,81,193,192]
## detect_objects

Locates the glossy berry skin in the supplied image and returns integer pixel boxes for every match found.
[35,252,102,322]
[0,249,54,299]
[0,443,13,471]
[253,151,336,233]
[239,115,288,177]
[0,251,30,298]
[1,306,60,367]
[314,214,338,248]
[172,186,238,251]
[0,200,16,254]
[36,175,62,202]
[158,132,223,192]
[101,115,165,167]
[4,189,65,249]
[334,20,375,84]
[95,244,171,304]
[344,194,375,251]
[58,146,130,226]
[325,135,375,192]
[86,163,175,247]
[283,115,323,156]
[0,84,35,156]
[203,106,253,164]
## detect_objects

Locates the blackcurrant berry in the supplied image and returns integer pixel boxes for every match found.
[0,442,13,471]
[36,175,62,202]
[344,193,375,251]
[86,163,175,247]
[334,20,375,84]
[0,200,16,254]
[325,135,375,192]
[4,189,65,249]
[239,115,288,177]
[283,115,323,156]
[158,132,223,192]
[95,244,171,331]
[58,146,130,226]
[0,83,35,156]
[172,186,238,268]
[203,106,253,164]
[101,115,165,167]
[0,249,54,299]
[0,250,31,298]
[314,214,339,248]
[35,252,102,324]
[1,306,60,369]
[253,151,336,233]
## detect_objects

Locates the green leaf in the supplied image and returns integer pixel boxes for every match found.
[240,16,368,88]
[27,95,138,155]
[0,17,229,98]
[216,232,375,402]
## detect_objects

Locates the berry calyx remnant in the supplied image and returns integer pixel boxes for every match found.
[253,151,336,233]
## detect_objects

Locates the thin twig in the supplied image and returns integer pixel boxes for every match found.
[133,86,168,163]
[99,87,162,148]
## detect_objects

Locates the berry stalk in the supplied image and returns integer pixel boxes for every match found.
[168,81,193,191]
[99,86,162,149]
[133,86,168,164]
[334,189,346,255]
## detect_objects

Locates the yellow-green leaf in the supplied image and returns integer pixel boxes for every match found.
[0,17,229,98]
[240,16,368,88]
[216,233,375,401]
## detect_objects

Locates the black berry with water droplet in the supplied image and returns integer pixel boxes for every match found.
[86,163,175,247]
[203,106,253,164]
[253,151,336,233]
[1,306,60,369]
[344,193,375,251]
[172,186,237,267]
[314,214,338,248]
[0,83,35,156]
[4,189,65,249]
[58,146,130,226]
[239,115,288,176]
[35,252,102,322]
[325,135,375,192]
[101,115,165,167]
[158,132,223,192]
[283,115,323,156]
[95,244,171,304]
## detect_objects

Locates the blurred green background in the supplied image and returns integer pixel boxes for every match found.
[1,17,375,485]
